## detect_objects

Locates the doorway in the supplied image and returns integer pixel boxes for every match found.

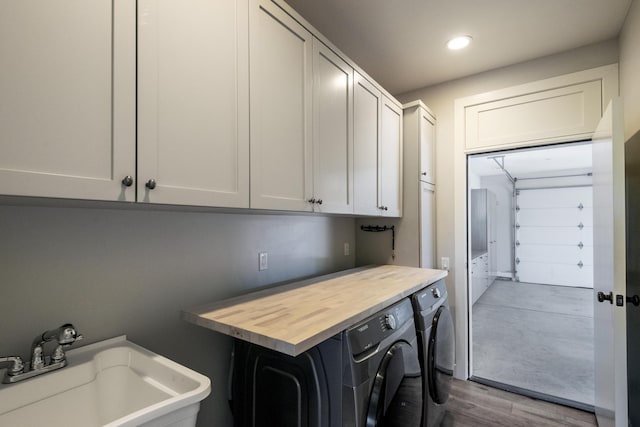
[467,141,595,410]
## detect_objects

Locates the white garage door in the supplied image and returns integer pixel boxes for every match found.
[515,186,593,287]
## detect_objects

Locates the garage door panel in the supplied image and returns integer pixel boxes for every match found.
[517,226,593,245]
[516,186,593,287]
[517,244,593,265]
[518,208,580,227]
[517,186,592,208]
[579,208,593,226]
[517,261,593,287]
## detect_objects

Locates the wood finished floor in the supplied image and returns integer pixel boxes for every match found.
[442,379,597,427]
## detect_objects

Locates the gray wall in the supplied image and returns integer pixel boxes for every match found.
[0,203,356,426]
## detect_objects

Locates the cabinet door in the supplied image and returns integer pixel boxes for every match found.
[312,40,354,214]
[353,72,382,216]
[0,0,135,201]
[137,0,249,207]
[419,110,436,184]
[380,96,403,217]
[420,183,436,268]
[249,0,313,211]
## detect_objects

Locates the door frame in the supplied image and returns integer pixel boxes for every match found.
[452,64,619,380]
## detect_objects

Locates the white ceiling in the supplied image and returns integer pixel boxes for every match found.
[283,0,632,95]
[468,143,593,179]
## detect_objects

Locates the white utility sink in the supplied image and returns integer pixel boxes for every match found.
[0,336,211,427]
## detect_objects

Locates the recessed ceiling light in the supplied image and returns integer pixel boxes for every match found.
[447,35,472,50]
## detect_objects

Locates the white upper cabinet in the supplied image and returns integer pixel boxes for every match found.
[312,39,354,214]
[137,0,249,208]
[464,79,602,151]
[419,110,436,184]
[353,72,382,216]
[353,72,402,217]
[249,0,314,211]
[380,96,403,217]
[0,0,135,201]
[0,0,402,215]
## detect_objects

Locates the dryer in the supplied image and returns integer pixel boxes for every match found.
[343,298,423,427]
[411,279,455,427]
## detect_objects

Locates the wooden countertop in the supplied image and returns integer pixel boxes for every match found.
[182,265,448,356]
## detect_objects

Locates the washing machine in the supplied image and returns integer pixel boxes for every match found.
[343,298,423,427]
[411,279,455,427]
[230,298,423,427]
[230,336,342,427]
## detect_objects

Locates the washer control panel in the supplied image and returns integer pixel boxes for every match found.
[414,279,448,312]
[347,298,413,356]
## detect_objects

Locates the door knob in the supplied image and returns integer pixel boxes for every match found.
[627,295,640,307]
[597,291,613,304]
[145,179,157,190]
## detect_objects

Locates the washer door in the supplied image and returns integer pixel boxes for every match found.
[428,305,455,404]
[365,341,422,427]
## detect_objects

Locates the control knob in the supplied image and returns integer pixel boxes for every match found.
[432,288,441,298]
[384,314,397,330]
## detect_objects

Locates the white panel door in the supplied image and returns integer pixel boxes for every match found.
[593,99,627,427]
[137,0,249,207]
[353,72,381,216]
[380,96,403,217]
[312,40,353,214]
[249,0,313,211]
[516,186,593,287]
[0,0,135,201]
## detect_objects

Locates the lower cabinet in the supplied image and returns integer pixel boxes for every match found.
[471,254,490,305]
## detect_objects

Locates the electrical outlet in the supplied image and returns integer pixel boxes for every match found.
[259,252,268,271]
[441,257,450,271]
[344,243,350,256]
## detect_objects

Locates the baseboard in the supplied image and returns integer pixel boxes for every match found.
[469,376,595,413]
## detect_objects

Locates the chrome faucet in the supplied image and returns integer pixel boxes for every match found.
[1,323,83,384]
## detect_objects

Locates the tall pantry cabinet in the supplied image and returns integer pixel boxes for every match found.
[399,101,436,267]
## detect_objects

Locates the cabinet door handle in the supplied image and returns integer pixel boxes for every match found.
[121,176,134,187]
[421,172,427,176]
[145,179,157,190]
[316,199,323,205]
[308,198,316,204]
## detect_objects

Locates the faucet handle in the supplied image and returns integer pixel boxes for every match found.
[51,345,65,364]
[0,356,24,376]
[31,346,45,370]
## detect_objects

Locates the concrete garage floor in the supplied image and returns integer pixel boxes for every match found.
[471,280,594,408]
